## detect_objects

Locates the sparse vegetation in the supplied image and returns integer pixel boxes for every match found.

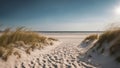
[86,27,120,62]
[109,38,120,55]
[48,37,58,41]
[96,29,120,50]
[83,34,98,42]
[0,27,58,61]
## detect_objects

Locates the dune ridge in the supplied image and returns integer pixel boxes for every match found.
[80,28,120,68]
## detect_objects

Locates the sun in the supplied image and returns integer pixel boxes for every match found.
[114,6,120,15]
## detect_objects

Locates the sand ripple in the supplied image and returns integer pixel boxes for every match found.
[14,39,96,68]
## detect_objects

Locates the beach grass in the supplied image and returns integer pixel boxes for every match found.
[83,34,98,41]
[96,29,120,50]
[0,27,57,61]
[83,27,120,62]
[96,29,120,57]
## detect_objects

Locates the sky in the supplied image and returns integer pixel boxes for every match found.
[0,0,120,31]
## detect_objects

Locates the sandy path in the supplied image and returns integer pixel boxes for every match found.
[17,35,96,68]
[38,38,96,68]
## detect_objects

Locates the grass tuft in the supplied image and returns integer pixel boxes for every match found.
[48,37,58,41]
[96,29,120,50]
[84,34,98,41]
[109,38,120,55]
[89,27,120,62]
[0,27,57,61]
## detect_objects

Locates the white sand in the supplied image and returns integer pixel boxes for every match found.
[79,35,120,68]
[0,33,97,68]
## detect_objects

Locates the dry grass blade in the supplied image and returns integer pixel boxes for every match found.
[0,27,57,61]
[82,34,98,42]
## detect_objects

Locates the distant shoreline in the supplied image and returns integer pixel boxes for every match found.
[0,31,104,33]
[36,31,104,33]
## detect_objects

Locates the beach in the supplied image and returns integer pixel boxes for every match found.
[1,0,120,68]
[0,32,98,68]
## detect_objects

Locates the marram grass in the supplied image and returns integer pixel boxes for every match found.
[83,27,120,63]
[0,27,57,61]
[83,34,98,42]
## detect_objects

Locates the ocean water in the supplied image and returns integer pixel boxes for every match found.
[39,31,103,33]
[38,31,103,35]
[38,31,103,39]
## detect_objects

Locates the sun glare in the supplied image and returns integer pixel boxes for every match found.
[114,6,120,15]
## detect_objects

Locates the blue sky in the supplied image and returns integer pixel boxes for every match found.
[0,0,120,31]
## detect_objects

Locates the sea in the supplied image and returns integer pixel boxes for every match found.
[39,31,103,33]
[37,31,103,35]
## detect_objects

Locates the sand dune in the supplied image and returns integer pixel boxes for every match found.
[79,32,120,68]
[0,33,97,68]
